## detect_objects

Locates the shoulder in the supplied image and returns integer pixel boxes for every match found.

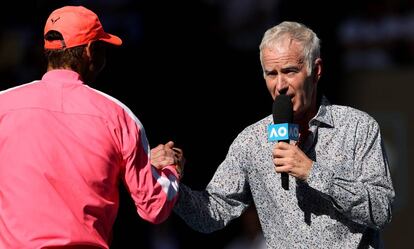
[86,87,145,130]
[0,81,40,111]
[87,87,136,116]
[230,114,272,150]
[0,81,39,97]
[238,114,272,138]
[328,104,378,128]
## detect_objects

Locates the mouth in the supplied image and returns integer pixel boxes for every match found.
[282,94,294,102]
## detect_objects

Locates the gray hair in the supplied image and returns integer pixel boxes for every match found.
[259,21,320,76]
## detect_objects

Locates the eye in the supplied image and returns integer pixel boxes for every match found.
[281,67,300,77]
[265,70,277,78]
[283,67,297,73]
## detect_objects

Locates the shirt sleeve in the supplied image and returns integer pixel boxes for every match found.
[173,134,251,233]
[120,112,180,224]
[306,119,395,229]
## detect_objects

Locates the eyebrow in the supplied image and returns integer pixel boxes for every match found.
[282,66,300,71]
[264,65,300,74]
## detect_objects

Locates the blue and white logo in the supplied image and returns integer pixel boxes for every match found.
[268,123,299,142]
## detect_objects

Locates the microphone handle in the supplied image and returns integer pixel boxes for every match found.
[281,172,289,190]
[281,139,289,190]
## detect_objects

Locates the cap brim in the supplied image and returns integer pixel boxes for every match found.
[99,33,122,46]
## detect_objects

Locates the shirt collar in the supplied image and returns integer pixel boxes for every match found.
[41,69,84,84]
[309,95,334,128]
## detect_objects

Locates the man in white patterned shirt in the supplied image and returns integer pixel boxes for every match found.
[155,21,395,248]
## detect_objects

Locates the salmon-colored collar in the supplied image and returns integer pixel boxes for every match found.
[42,69,84,84]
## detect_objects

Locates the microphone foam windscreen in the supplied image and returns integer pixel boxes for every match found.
[272,94,293,124]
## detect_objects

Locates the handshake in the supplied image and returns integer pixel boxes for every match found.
[151,141,185,179]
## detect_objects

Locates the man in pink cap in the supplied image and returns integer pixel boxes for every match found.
[0,5,183,249]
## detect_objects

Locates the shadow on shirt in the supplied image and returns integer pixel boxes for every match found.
[295,179,380,249]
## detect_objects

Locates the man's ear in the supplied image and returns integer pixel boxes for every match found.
[313,58,322,83]
[84,41,93,61]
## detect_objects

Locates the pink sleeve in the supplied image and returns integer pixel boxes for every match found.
[121,114,179,224]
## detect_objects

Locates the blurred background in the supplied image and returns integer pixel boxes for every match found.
[1,0,412,248]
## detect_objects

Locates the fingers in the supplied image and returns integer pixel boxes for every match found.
[152,158,175,169]
[151,144,165,157]
[273,142,296,175]
[173,147,185,178]
[152,142,174,157]
[274,141,292,150]
[165,141,174,149]
[273,156,292,171]
[151,149,173,169]
[272,142,313,180]
[172,147,183,160]
[273,142,292,159]
[151,143,175,169]
[150,142,185,177]
[274,164,291,174]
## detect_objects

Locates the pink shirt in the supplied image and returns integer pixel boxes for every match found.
[0,70,180,249]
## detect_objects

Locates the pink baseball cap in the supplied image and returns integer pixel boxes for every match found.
[44,6,122,49]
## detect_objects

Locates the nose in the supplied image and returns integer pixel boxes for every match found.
[276,77,288,95]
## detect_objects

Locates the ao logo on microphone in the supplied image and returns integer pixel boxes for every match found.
[267,123,299,142]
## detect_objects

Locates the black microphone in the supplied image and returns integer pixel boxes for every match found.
[272,94,293,190]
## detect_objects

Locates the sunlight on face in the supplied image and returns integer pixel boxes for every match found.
[262,37,318,121]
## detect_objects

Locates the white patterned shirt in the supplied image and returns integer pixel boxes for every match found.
[174,97,394,249]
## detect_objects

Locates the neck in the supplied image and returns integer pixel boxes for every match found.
[296,100,319,143]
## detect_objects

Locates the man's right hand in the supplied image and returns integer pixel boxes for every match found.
[151,141,185,179]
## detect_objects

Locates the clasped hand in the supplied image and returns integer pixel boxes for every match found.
[151,141,185,179]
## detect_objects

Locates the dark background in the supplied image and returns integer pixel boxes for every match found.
[1,1,412,248]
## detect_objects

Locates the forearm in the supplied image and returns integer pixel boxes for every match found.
[126,164,180,224]
[173,132,252,232]
[174,184,247,233]
[306,161,394,229]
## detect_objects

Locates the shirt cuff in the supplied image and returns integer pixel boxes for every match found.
[306,161,334,195]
